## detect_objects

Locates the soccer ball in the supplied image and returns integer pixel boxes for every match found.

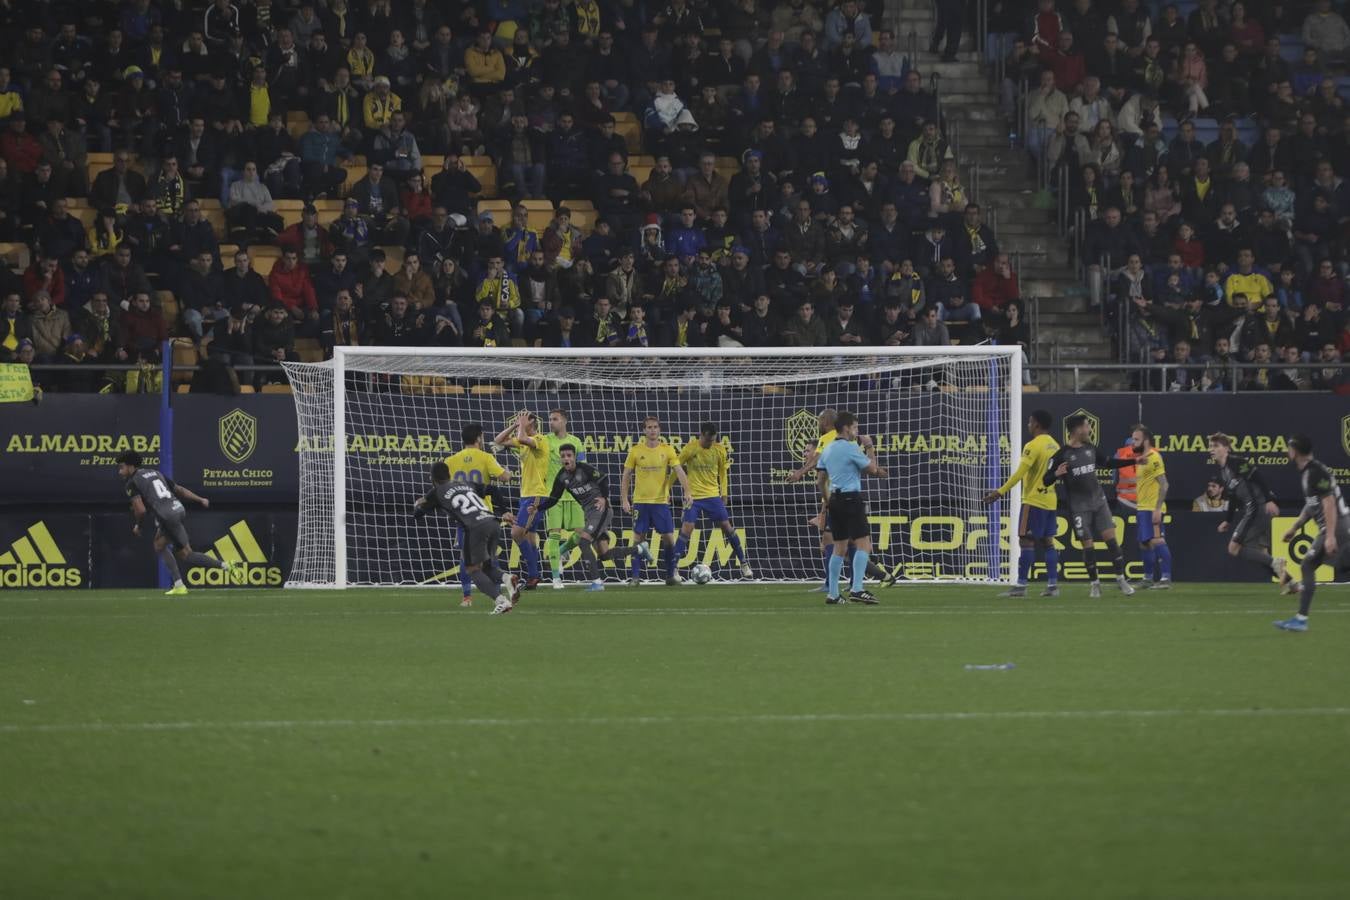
[690,564,713,584]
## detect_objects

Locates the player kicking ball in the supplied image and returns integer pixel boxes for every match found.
[414,462,522,615]
[528,446,638,592]
[816,411,887,605]
[621,416,692,586]
[1043,415,1136,598]
[1207,432,1296,594]
[673,423,753,579]
[116,452,234,596]
[1274,434,1349,632]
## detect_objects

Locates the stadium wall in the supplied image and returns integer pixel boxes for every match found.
[0,394,1346,588]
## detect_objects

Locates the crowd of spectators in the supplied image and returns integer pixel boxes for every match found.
[0,0,1050,394]
[1007,0,1350,390]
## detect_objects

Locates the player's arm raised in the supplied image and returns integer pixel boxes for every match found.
[173,483,211,509]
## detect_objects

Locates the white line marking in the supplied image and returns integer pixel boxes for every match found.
[4,707,1349,735]
[0,606,1344,623]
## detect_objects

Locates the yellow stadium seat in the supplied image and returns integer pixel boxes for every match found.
[157,290,179,322]
[198,198,223,210]
[238,384,255,393]
[421,154,445,172]
[381,245,404,270]
[629,165,653,187]
[261,383,293,394]
[614,119,641,152]
[342,166,367,194]
[612,111,637,123]
[469,384,502,396]
[0,242,30,271]
[466,162,497,198]
[176,383,192,393]
[204,209,227,233]
[279,208,303,227]
[1022,384,1041,393]
[69,206,98,226]
[629,156,655,167]
[762,385,787,394]
[274,199,306,210]
[252,255,277,276]
[313,198,343,211]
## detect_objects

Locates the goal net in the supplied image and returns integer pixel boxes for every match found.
[282,347,1021,588]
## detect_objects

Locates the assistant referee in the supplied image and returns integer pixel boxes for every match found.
[815,411,888,605]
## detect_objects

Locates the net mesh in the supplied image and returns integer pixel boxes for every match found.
[283,350,1017,588]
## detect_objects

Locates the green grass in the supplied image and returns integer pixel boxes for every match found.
[2,583,1349,899]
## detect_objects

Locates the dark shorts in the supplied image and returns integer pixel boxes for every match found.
[1230,504,1270,547]
[155,513,191,551]
[682,497,730,525]
[1019,506,1058,540]
[462,522,501,568]
[1069,503,1114,541]
[1303,525,1350,570]
[582,503,613,538]
[827,492,871,542]
[634,503,675,536]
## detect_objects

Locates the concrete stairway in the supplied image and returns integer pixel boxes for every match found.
[888,0,1118,387]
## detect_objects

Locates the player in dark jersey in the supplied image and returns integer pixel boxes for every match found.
[1042,414,1136,598]
[1275,434,1350,632]
[527,445,638,592]
[414,462,522,615]
[116,451,233,596]
[1207,432,1295,593]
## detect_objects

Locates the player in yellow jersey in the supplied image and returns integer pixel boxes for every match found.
[621,416,692,586]
[443,424,512,606]
[674,423,753,579]
[494,411,550,589]
[1130,424,1173,589]
[982,410,1061,597]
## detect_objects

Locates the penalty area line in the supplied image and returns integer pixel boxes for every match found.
[5,707,1350,735]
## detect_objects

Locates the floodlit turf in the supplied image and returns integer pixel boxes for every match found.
[2,583,1349,899]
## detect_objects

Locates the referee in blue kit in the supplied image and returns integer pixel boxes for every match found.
[815,411,889,605]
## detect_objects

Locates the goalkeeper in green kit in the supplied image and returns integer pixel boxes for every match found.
[545,408,587,588]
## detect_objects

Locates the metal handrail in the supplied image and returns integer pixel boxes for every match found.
[907,29,918,70]
[1031,362,1339,394]
[949,116,961,160]
[975,0,988,54]
[930,70,943,135]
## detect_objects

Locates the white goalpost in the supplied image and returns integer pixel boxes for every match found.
[282,346,1022,589]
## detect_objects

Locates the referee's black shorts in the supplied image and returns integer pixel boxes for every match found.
[827,492,871,542]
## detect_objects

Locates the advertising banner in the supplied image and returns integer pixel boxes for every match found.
[1029,394,1350,504]
[0,515,91,589]
[0,395,160,503]
[173,396,300,501]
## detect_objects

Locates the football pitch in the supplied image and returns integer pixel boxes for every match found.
[2,583,1348,899]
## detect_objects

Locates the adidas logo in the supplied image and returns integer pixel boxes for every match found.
[190,520,283,587]
[0,522,83,588]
